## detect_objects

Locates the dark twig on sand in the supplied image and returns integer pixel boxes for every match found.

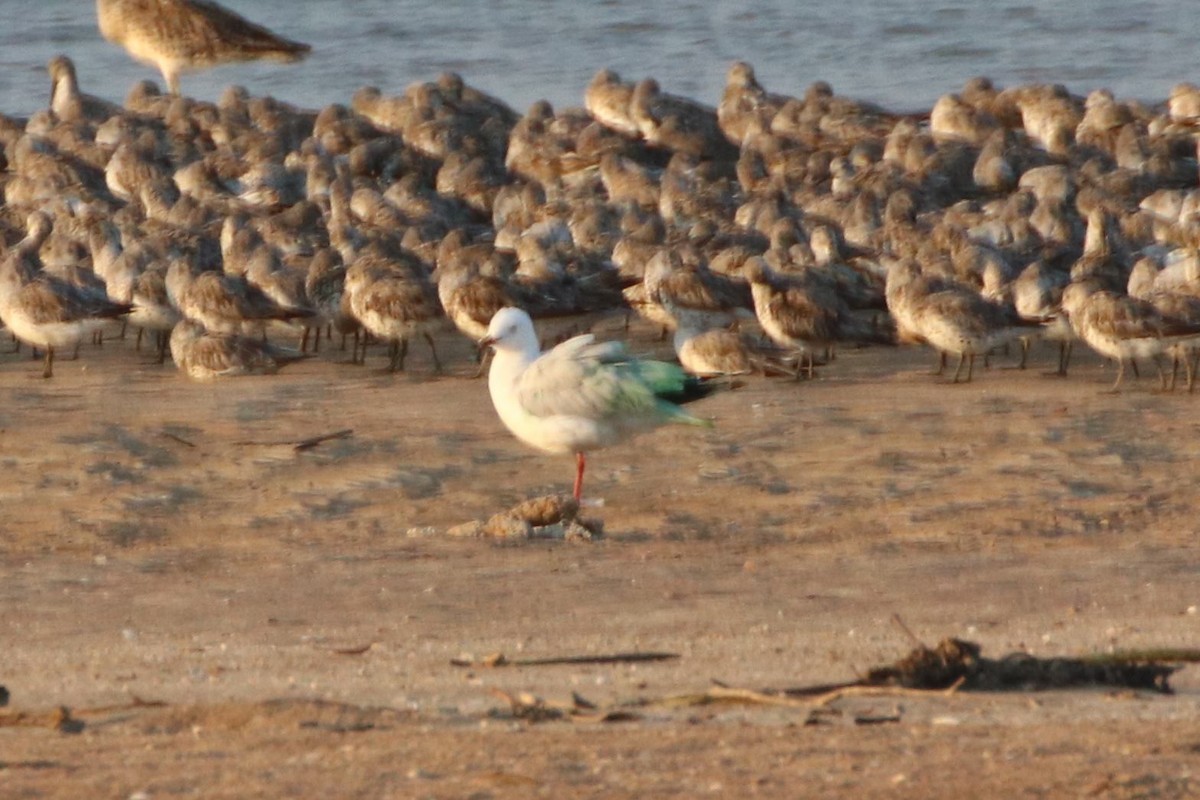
[234,428,353,450]
[452,651,679,668]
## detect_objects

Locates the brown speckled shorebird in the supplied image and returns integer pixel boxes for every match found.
[96,0,311,96]
[169,319,309,379]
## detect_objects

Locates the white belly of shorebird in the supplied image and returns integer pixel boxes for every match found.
[2,313,96,349]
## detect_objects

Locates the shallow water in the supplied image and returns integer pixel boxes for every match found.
[1,1,1196,118]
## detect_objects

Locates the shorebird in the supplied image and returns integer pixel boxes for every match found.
[1000,257,1073,374]
[717,61,789,147]
[96,0,311,96]
[481,307,714,501]
[1126,258,1200,391]
[434,236,514,344]
[673,321,801,378]
[343,247,445,372]
[48,55,124,123]
[1060,281,1200,392]
[0,212,132,378]
[629,78,734,160]
[641,249,753,334]
[885,259,1040,383]
[303,248,357,352]
[165,258,312,336]
[584,69,639,138]
[169,318,309,379]
[742,257,892,377]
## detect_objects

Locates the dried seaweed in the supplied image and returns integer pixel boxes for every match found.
[483,636,1195,724]
[855,638,1182,694]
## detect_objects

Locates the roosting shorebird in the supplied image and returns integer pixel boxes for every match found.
[96,0,311,95]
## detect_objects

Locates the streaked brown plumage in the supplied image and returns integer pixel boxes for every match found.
[97,0,311,95]
[344,248,445,372]
[169,318,308,379]
[0,213,132,378]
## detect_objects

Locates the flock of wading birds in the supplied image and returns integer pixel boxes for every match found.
[7,0,1200,393]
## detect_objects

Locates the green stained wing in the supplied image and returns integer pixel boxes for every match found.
[517,333,709,426]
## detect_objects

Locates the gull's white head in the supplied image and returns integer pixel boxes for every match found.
[480,306,539,355]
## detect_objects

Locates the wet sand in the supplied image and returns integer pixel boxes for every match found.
[2,318,1199,798]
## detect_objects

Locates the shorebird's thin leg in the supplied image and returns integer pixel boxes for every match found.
[934,351,947,375]
[135,327,145,351]
[156,331,168,365]
[951,353,966,383]
[1105,359,1126,393]
[573,452,586,501]
[966,353,976,382]
[1153,354,1168,391]
[1129,358,1140,379]
[474,348,491,379]
[1057,340,1072,376]
[300,327,311,353]
[424,332,442,374]
[312,327,321,354]
[386,338,409,372]
[1188,349,1199,393]
[1169,351,1181,392]
[43,347,54,379]
[1018,337,1030,370]
[72,342,81,360]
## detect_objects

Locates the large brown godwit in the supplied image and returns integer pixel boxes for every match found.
[96,0,311,96]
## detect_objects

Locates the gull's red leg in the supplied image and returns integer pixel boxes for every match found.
[573,452,586,501]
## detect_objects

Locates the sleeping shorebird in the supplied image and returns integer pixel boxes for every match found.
[630,78,735,160]
[673,320,801,378]
[717,61,789,147]
[48,55,124,123]
[584,69,639,138]
[0,212,132,378]
[96,0,311,96]
[169,319,309,379]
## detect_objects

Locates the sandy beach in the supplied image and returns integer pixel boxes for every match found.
[2,317,1198,798]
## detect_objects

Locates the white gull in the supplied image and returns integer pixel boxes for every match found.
[481,307,714,501]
